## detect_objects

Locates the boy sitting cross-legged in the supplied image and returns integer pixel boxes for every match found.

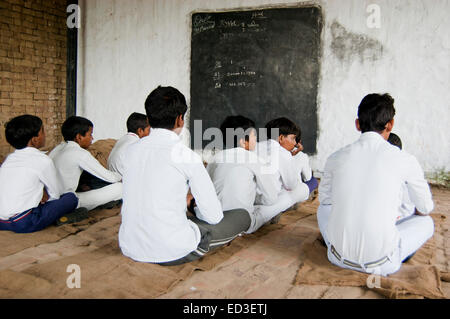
[317,93,434,276]
[0,115,86,233]
[119,86,251,266]
[252,117,316,226]
[49,116,122,212]
[207,115,281,234]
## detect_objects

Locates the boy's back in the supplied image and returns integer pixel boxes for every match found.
[322,132,433,263]
[207,147,277,214]
[119,128,222,263]
[0,147,62,220]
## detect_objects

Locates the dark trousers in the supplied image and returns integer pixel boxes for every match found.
[305,176,319,194]
[77,171,111,192]
[158,208,251,266]
[0,193,78,233]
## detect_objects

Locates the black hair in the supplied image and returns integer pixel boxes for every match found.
[126,112,149,134]
[357,93,396,133]
[265,117,301,141]
[5,114,43,149]
[220,115,256,149]
[144,86,187,129]
[61,116,93,141]
[387,132,402,150]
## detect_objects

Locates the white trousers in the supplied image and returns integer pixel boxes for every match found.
[76,182,123,211]
[316,204,434,276]
[246,182,309,234]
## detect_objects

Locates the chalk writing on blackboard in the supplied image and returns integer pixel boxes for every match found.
[193,15,215,35]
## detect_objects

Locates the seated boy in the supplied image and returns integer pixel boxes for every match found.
[207,115,280,234]
[49,116,122,211]
[107,112,150,176]
[317,93,434,276]
[0,115,86,233]
[261,117,318,195]
[119,86,251,266]
[387,133,415,221]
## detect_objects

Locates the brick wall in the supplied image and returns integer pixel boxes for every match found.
[0,0,67,163]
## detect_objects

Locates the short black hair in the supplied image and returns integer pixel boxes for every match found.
[387,132,402,150]
[357,93,395,133]
[126,112,149,134]
[144,86,187,129]
[61,116,93,141]
[5,114,43,149]
[220,115,256,149]
[265,117,301,141]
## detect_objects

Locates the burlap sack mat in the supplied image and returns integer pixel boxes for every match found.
[294,213,447,299]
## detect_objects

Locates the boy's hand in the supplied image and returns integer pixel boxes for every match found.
[291,142,304,156]
[40,188,49,204]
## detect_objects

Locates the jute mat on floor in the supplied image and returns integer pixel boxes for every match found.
[294,213,448,299]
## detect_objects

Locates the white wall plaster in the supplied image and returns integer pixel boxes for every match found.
[77,0,450,175]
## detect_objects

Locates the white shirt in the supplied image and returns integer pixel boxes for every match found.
[293,151,312,182]
[118,128,223,263]
[207,147,278,214]
[256,139,300,192]
[49,141,121,193]
[0,147,64,220]
[319,132,434,263]
[398,184,415,219]
[107,133,139,176]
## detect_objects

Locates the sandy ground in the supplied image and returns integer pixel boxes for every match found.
[0,186,448,299]
[157,186,450,299]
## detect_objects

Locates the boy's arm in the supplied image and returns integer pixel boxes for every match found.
[251,159,279,206]
[294,152,312,182]
[318,157,333,206]
[187,154,223,225]
[278,152,300,191]
[79,151,122,183]
[403,154,434,215]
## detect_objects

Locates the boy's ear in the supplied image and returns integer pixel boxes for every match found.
[278,135,284,144]
[74,133,82,143]
[385,119,394,133]
[355,119,361,132]
[174,114,184,129]
[238,137,246,149]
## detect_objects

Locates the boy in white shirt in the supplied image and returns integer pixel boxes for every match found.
[49,116,122,212]
[207,115,280,234]
[261,117,318,194]
[317,93,434,276]
[107,112,150,176]
[119,86,251,266]
[0,115,86,233]
[253,118,316,226]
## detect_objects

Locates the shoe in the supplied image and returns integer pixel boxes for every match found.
[56,207,89,226]
[96,199,122,210]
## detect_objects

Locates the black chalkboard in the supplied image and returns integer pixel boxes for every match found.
[190,6,322,154]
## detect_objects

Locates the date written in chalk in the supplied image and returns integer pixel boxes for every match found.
[183,303,268,316]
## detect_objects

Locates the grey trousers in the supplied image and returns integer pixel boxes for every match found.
[158,209,251,266]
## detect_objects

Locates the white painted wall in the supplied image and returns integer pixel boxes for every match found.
[77,0,450,176]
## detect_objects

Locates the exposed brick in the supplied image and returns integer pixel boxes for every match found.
[0,0,67,160]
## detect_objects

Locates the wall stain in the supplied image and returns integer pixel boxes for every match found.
[330,20,383,64]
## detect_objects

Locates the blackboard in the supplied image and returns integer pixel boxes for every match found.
[190,6,323,154]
